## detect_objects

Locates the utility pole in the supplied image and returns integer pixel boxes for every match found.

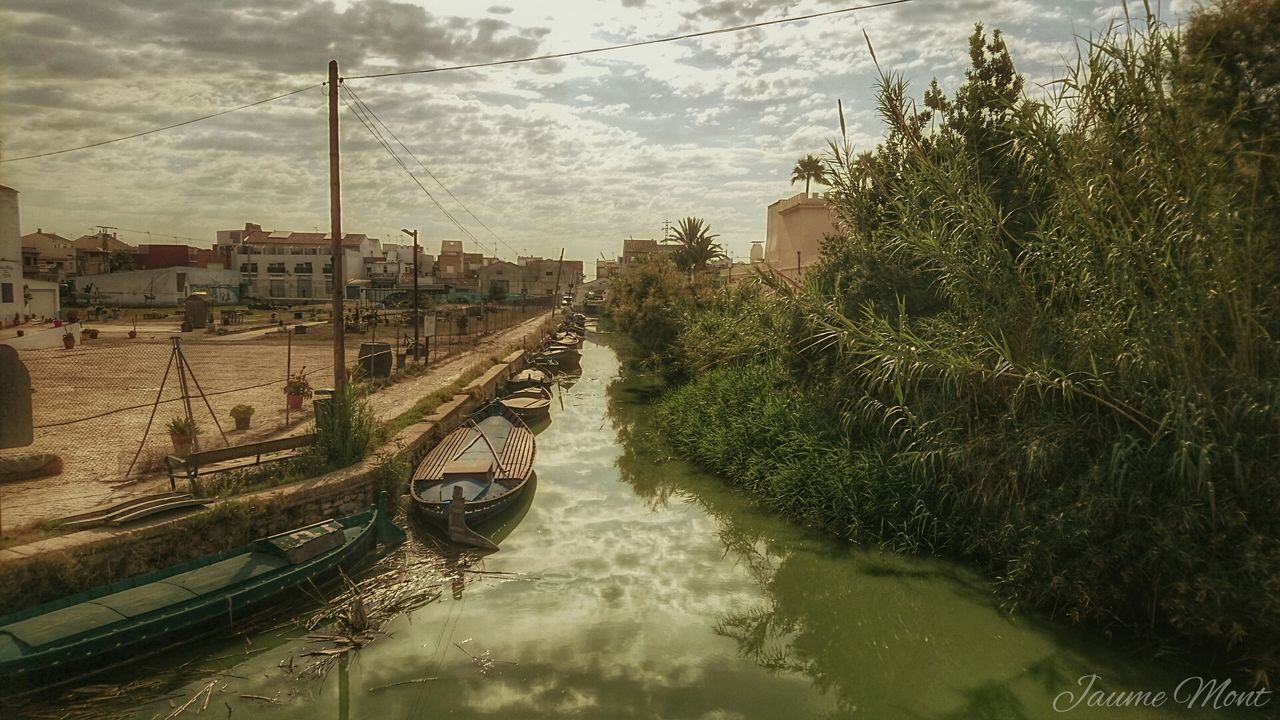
[796,250,801,280]
[402,228,419,364]
[328,59,346,400]
[552,248,565,316]
[661,219,670,242]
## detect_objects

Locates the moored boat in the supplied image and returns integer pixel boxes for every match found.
[409,407,536,529]
[498,386,553,420]
[509,367,552,390]
[537,344,580,369]
[0,494,404,689]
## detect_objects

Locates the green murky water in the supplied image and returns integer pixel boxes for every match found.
[27,332,1263,719]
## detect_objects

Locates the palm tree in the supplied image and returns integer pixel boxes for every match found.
[666,217,727,272]
[790,154,827,196]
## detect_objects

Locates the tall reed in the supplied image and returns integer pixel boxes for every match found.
[654,13,1279,681]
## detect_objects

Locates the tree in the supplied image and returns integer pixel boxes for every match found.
[108,250,133,273]
[666,216,727,272]
[486,281,508,303]
[790,154,827,195]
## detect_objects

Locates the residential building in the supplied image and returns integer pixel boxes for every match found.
[620,238,680,274]
[0,187,60,324]
[595,258,619,280]
[477,260,522,297]
[764,192,836,277]
[20,229,76,281]
[132,244,227,270]
[524,257,583,297]
[218,223,382,302]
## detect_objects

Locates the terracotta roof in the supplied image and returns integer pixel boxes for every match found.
[72,234,134,252]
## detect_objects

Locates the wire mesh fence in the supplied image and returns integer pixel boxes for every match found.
[17,298,553,494]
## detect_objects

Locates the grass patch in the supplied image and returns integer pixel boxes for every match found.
[0,519,67,551]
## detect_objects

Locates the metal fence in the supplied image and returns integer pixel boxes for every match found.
[16,298,553,489]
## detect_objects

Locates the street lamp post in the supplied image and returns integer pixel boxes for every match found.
[401,228,419,364]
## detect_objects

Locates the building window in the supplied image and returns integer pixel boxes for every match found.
[269,280,287,297]
[268,262,286,274]
[176,273,187,293]
[545,271,553,276]
[324,279,333,294]
[297,280,312,298]
[322,264,333,275]
[295,262,313,274]
[1,283,11,303]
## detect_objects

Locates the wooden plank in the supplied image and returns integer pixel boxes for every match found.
[413,427,475,482]
[107,498,211,526]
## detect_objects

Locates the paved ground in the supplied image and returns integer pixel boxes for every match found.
[0,312,551,531]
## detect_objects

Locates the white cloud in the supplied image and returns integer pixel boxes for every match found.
[0,0,1192,264]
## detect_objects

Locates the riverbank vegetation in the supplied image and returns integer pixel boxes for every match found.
[613,7,1279,683]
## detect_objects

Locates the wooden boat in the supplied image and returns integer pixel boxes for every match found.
[552,331,582,347]
[537,344,580,369]
[410,408,536,529]
[0,494,404,688]
[499,386,553,419]
[509,367,552,390]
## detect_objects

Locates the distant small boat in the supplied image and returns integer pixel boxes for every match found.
[410,409,536,531]
[499,386,553,419]
[509,367,552,390]
[0,494,404,689]
[552,331,581,347]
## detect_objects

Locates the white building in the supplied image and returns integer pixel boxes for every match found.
[0,186,60,325]
[218,223,382,302]
[72,267,240,306]
[764,192,837,277]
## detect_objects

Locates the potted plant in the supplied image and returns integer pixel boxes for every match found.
[166,416,198,456]
[230,404,255,430]
[62,330,75,349]
[284,368,313,410]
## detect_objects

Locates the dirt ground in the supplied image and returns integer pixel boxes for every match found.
[0,311,552,531]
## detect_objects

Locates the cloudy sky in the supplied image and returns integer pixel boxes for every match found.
[0,0,1189,273]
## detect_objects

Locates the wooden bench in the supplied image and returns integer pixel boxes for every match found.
[166,434,316,493]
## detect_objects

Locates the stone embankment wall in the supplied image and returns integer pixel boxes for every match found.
[0,314,558,612]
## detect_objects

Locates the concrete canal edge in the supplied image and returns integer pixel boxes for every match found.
[0,313,560,612]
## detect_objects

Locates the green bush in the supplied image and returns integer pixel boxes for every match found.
[657,13,1280,682]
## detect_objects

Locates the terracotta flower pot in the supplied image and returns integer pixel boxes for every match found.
[62,335,75,350]
[170,432,193,456]
[287,394,304,410]
[128,330,137,339]
[233,416,251,431]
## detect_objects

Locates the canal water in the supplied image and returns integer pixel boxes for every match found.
[32,331,1254,719]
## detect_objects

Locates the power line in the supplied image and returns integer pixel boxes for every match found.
[114,227,206,244]
[0,84,321,164]
[343,83,517,258]
[339,84,495,256]
[344,0,915,80]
